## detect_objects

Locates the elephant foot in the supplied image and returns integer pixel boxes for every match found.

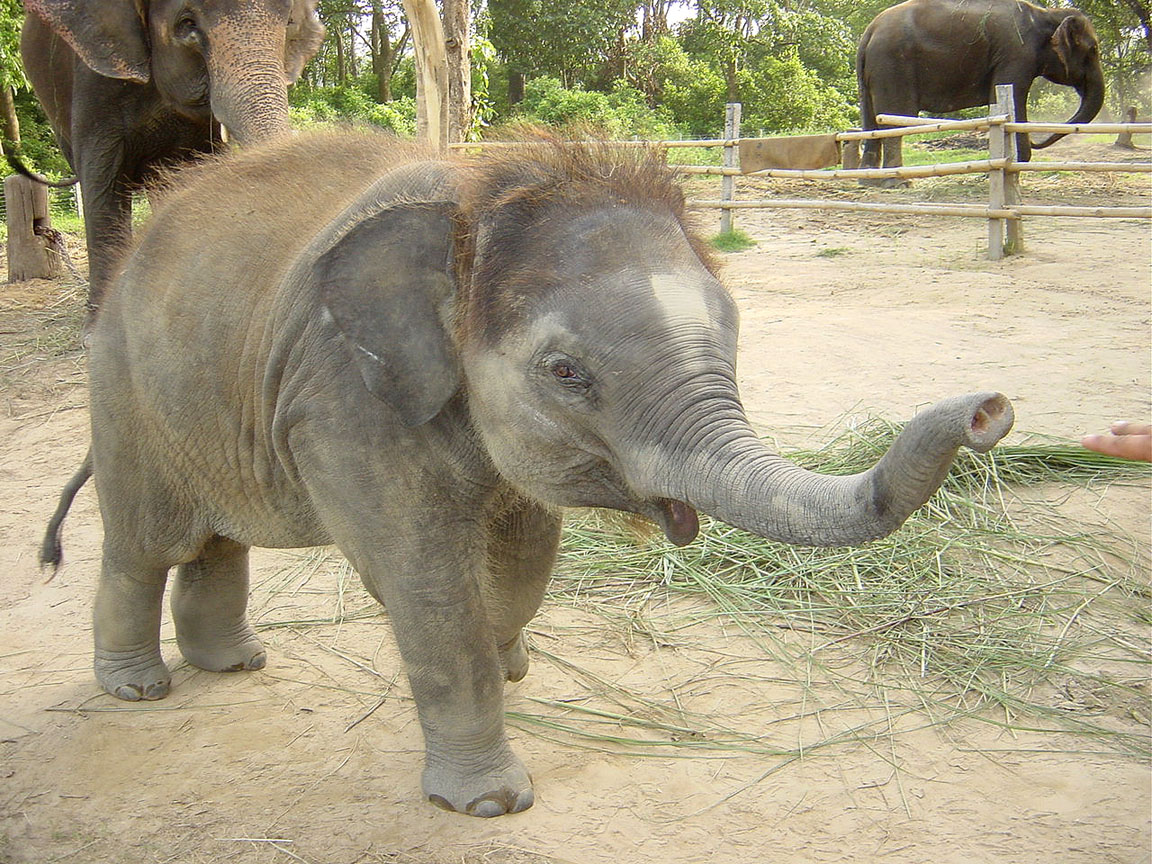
[498,632,529,683]
[176,625,266,674]
[423,748,534,817]
[95,646,171,701]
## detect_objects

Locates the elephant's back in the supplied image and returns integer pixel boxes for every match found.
[118,130,430,306]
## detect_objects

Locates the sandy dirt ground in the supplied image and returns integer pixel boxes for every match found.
[0,139,1149,864]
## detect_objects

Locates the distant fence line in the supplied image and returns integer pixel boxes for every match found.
[6,88,1149,263]
[450,85,1151,260]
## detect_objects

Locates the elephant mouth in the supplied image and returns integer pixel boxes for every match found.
[651,498,699,546]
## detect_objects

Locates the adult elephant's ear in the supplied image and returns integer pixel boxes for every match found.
[314,203,461,427]
[1051,14,1092,77]
[25,0,150,83]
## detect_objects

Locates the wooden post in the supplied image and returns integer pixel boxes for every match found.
[721,102,741,234]
[1001,85,1022,254]
[987,85,1022,260]
[4,175,60,282]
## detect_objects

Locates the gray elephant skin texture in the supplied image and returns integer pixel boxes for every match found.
[54,130,1015,817]
[857,0,1104,173]
[18,0,324,310]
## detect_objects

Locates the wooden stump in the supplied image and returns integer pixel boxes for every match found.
[5,174,60,282]
[1115,107,1138,150]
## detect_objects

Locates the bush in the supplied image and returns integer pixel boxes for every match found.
[289,85,417,136]
[515,77,684,140]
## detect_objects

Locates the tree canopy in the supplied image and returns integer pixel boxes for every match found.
[3,0,1149,164]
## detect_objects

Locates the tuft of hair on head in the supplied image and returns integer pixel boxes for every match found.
[457,124,688,226]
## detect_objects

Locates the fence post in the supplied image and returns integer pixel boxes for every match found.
[721,102,741,234]
[987,84,1021,259]
[4,174,60,282]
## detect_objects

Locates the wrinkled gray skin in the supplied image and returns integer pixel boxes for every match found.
[51,130,1014,817]
[20,0,324,310]
[857,0,1104,178]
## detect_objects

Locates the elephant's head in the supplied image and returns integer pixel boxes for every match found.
[1034,10,1105,151]
[25,0,324,145]
[316,140,1014,548]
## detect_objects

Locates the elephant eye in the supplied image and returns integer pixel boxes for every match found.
[174,13,201,42]
[544,355,592,390]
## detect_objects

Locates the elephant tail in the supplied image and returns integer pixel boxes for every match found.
[2,141,78,188]
[40,449,93,573]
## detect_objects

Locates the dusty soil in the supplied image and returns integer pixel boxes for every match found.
[1,139,1149,864]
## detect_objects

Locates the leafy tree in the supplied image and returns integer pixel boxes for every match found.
[1,0,25,146]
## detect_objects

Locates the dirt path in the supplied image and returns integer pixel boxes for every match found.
[1,145,1149,863]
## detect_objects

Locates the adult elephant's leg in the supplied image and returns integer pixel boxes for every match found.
[93,547,171,701]
[485,499,561,682]
[76,169,132,314]
[171,536,266,674]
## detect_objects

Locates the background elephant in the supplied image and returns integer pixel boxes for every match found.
[43,129,1013,816]
[19,0,324,311]
[856,0,1104,173]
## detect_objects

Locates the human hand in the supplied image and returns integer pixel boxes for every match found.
[1081,421,1152,462]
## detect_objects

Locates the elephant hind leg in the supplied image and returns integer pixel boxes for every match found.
[94,552,171,701]
[171,536,266,674]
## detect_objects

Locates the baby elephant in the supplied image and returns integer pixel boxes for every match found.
[43,130,1013,816]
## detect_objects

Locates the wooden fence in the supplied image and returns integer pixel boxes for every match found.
[685,85,1151,260]
[450,84,1151,260]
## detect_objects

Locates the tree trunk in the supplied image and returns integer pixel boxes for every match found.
[508,70,524,105]
[443,0,471,143]
[1,86,19,148]
[371,4,393,102]
[5,175,60,282]
[402,0,449,151]
[335,23,347,85]
[347,13,359,78]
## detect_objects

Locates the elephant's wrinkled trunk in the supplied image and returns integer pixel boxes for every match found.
[206,24,293,146]
[1031,65,1105,151]
[637,393,1014,548]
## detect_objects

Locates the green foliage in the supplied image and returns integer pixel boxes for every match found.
[288,85,416,136]
[0,0,24,89]
[8,90,71,176]
[516,77,685,139]
[488,0,636,85]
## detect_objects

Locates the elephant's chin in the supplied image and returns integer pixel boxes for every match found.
[651,498,699,547]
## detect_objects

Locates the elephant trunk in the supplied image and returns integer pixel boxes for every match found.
[1031,64,1105,151]
[206,29,293,146]
[635,393,1014,548]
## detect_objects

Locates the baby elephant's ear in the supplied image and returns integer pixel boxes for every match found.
[315,203,460,427]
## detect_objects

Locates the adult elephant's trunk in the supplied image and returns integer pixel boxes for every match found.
[1031,65,1105,151]
[634,393,1014,548]
[206,29,293,146]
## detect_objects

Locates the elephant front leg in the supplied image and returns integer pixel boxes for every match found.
[93,549,171,701]
[485,499,562,683]
[171,536,266,674]
[346,528,533,817]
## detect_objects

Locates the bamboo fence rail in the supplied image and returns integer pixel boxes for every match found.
[694,86,1150,260]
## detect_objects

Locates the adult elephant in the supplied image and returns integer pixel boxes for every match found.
[18,0,325,312]
[857,0,1105,174]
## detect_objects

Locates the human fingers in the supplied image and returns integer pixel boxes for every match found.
[1081,432,1152,462]
[1109,421,1152,438]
